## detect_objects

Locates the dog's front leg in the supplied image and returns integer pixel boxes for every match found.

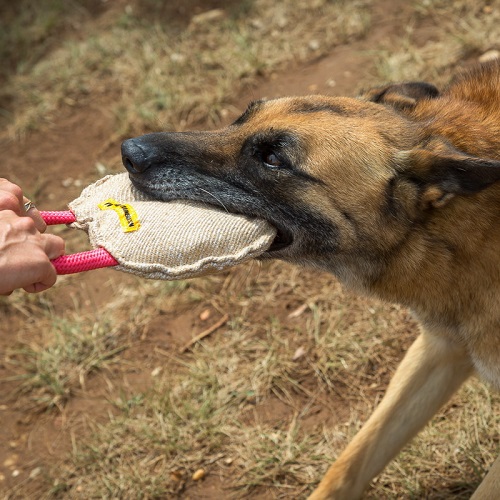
[470,454,500,499]
[308,330,473,500]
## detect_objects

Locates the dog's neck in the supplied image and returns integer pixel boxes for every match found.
[360,184,500,331]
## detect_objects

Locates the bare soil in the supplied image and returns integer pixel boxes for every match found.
[0,1,481,498]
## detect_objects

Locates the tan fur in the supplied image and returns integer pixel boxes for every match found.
[122,61,500,498]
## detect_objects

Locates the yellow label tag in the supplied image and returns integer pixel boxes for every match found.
[98,199,141,233]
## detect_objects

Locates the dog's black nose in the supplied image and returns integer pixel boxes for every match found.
[121,138,150,173]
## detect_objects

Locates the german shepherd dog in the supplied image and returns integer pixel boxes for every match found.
[121,61,500,498]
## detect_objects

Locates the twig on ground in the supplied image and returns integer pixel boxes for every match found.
[179,313,229,353]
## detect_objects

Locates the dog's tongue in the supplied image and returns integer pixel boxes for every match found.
[67,173,276,280]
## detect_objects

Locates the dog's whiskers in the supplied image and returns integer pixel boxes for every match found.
[199,188,229,212]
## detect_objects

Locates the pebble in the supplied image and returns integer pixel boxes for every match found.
[292,346,306,361]
[309,40,320,51]
[192,468,206,481]
[3,455,19,468]
[29,467,41,479]
[199,309,211,321]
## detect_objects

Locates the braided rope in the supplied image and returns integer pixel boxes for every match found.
[40,211,117,274]
[51,248,118,275]
[39,210,77,225]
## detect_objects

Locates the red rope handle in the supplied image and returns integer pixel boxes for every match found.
[39,210,76,225]
[40,211,118,274]
[51,248,118,275]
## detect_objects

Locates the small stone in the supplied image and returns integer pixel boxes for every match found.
[309,40,320,51]
[199,309,211,321]
[95,162,107,175]
[292,346,306,361]
[192,468,206,481]
[3,455,19,468]
[29,467,41,479]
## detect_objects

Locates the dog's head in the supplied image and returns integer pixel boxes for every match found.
[122,83,500,277]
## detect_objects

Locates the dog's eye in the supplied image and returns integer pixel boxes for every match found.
[262,151,283,168]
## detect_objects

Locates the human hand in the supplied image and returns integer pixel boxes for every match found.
[0,178,65,294]
[0,177,47,231]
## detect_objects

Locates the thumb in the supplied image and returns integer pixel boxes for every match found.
[42,234,66,260]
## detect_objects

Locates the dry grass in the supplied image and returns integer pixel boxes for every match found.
[14,262,411,498]
[10,262,499,498]
[2,0,500,498]
[1,0,371,138]
[0,0,90,81]
[375,0,500,84]
[5,313,125,412]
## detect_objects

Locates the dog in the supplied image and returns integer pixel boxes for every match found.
[121,60,500,499]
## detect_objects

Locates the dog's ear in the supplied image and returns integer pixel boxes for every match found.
[398,137,500,209]
[360,81,440,110]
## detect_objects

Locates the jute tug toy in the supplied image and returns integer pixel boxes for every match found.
[40,173,276,279]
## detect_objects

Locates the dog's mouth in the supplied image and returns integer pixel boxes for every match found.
[129,175,295,255]
[266,225,293,253]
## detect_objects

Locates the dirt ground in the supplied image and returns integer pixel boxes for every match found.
[0,1,494,498]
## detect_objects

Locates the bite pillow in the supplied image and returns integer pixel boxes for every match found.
[65,173,276,280]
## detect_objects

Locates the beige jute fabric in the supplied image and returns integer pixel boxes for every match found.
[68,173,276,279]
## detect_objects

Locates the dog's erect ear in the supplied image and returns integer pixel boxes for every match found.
[398,138,500,209]
[360,81,440,110]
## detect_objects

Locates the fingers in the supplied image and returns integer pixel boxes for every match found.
[42,233,66,260]
[2,249,60,295]
[24,234,64,293]
[0,178,68,294]
[0,179,46,232]
[22,234,64,293]
[23,196,47,233]
[0,210,38,234]
[21,234,65,294]
[0,210,66,295]
[23,263,58,293]
[0,178,24,214]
